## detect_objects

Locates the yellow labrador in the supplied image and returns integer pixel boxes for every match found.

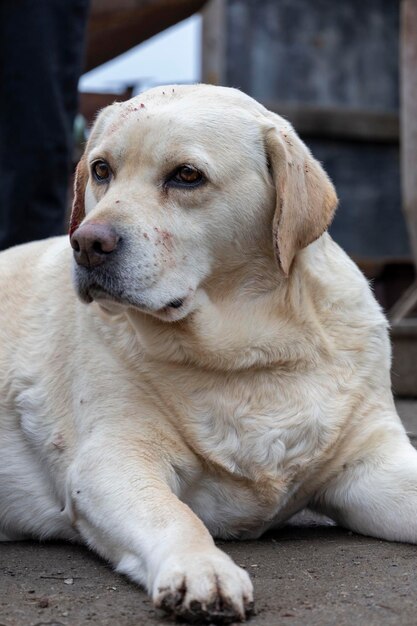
[1,84,416,624]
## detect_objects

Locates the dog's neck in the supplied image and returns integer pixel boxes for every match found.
[124,252,329,372]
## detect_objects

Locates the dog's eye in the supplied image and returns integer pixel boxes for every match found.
[92,160,111,183]
[176,165,201,184]
[168,165,204,188]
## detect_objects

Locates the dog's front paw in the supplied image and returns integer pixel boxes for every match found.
[153,548,254,623]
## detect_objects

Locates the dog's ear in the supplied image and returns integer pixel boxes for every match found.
[69,154,88,237]
[263,115,338,276]
[69,105,116,237]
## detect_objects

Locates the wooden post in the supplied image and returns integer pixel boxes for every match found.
[390,0,417,323]
[201,0,226,85]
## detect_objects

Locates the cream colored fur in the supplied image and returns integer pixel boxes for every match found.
[1,84,416,623]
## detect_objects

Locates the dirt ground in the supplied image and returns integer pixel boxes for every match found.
[1,400,416,626]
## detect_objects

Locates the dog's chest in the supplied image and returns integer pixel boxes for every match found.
[173,370,339,535]
[188,384,287,481]
[184,372,330,477]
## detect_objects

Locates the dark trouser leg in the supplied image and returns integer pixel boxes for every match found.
[0,0,89,249]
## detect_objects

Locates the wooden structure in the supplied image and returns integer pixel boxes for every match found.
[202,0,417,394]
[86,0,207,71]
[203,0,407,263]
[390,0,417,395]
[391,0,417,323]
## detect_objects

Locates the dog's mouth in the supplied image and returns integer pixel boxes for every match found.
[89,285,185,312]
[74,272,191,321]
[164,298,184,309]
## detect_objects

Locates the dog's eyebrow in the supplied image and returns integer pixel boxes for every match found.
[88,146,128,170]
[157,149,213,179]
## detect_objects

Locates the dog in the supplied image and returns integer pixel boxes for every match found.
[1,84,416,624]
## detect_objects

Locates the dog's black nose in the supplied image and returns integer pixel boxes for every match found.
[71,223,120,268]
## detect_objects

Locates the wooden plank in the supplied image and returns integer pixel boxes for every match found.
[390,0,417,325]
[390,281,417,323]
[400,0,417,267]
[262,102,399,142]
[391,321,417,395]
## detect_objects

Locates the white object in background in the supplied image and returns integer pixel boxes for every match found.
[79,14,202,95]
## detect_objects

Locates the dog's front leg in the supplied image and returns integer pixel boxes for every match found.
[66,437,253,623]
[312,431,417,544]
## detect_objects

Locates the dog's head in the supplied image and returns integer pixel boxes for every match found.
[70,84,337,321]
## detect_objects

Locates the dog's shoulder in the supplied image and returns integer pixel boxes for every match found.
[299,233,387,329]
[295,233,391,392]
